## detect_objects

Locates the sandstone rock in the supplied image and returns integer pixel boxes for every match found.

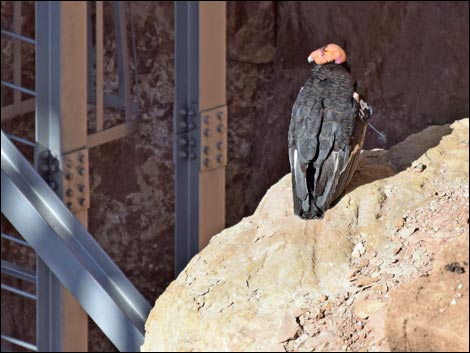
[143,119,469,352]
[385,234,469,352]
[353,299,385,320]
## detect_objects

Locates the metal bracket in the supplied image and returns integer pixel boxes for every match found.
[200,106,227,172]
[175,105,199,162]
[35,144,61,192]
[61,149,90,213]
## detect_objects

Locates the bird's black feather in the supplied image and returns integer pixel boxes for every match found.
[288,62,369,219]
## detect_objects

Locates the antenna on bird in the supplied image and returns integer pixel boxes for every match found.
[367,121,387,143]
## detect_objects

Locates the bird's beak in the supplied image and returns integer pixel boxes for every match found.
[307,55,314,64]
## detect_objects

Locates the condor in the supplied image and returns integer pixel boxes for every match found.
[288,44,372,219]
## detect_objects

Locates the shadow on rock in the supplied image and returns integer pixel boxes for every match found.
[341,124,454,199]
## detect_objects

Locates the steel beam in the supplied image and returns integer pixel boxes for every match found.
[174,1,200,276]
[198,2,227,250]
[1,131,151,352]
[174,1,227,276]
[35,2,88,351]
[1,260,36,284]
[113,1,132,121]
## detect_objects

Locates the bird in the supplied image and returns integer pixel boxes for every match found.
[288,43,373,219]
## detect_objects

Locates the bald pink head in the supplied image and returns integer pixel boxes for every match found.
[308,44,347,65]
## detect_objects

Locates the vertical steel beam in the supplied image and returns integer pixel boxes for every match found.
[12,2,21,110]
[35,2,88,351]
[96,1,104,132]
[174,1,227,276]
[113,1,131,121]
[198,2,227,250]
[174,1,200,276]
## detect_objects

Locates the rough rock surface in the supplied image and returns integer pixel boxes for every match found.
[142,119,469,352]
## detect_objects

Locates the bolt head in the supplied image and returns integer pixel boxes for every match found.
[41,150,50,159]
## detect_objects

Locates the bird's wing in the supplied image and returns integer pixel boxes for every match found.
[289,80,322,214]
[289,69,367,217]
[312,101,357,211]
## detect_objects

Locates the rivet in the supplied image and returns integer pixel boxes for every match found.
[41,150,50,159]
[78,197,86,206]
[77,166,85,176]
[179,151,188,159]
[78,184,86,193]
[179,121,188,129]
[204,158,210,167]
[64,158,72,168]
[49,181,57,190]
[188,122,196,130]
[216,154,223,163]
[49,164,57,173]
[66,202,73,209]
[204,128,211,137]
[41,164,49,173]
[188,138,196,147]
[65,172,73,180]
[179,109,187,116]
[189,152,197,160]
[217,141,223,150]
[204,115,211,124]
[78,154,86,163]
[188,109,196,117]
[180,138,188,146]
[204,146,210,155]
[217,124,224,133]
[217,111,224,120]
[66,189,74,197]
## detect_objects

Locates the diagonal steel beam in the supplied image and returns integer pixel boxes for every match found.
[1,131,151,352]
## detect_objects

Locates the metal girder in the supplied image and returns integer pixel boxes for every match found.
[174,1,227,275]
[174,1,200,276]
[1,131,151,352]
[1,260,36,284]
[35,3,71,350]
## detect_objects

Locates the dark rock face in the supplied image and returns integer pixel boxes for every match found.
[226,1,469,226]
[87,2,175,351]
